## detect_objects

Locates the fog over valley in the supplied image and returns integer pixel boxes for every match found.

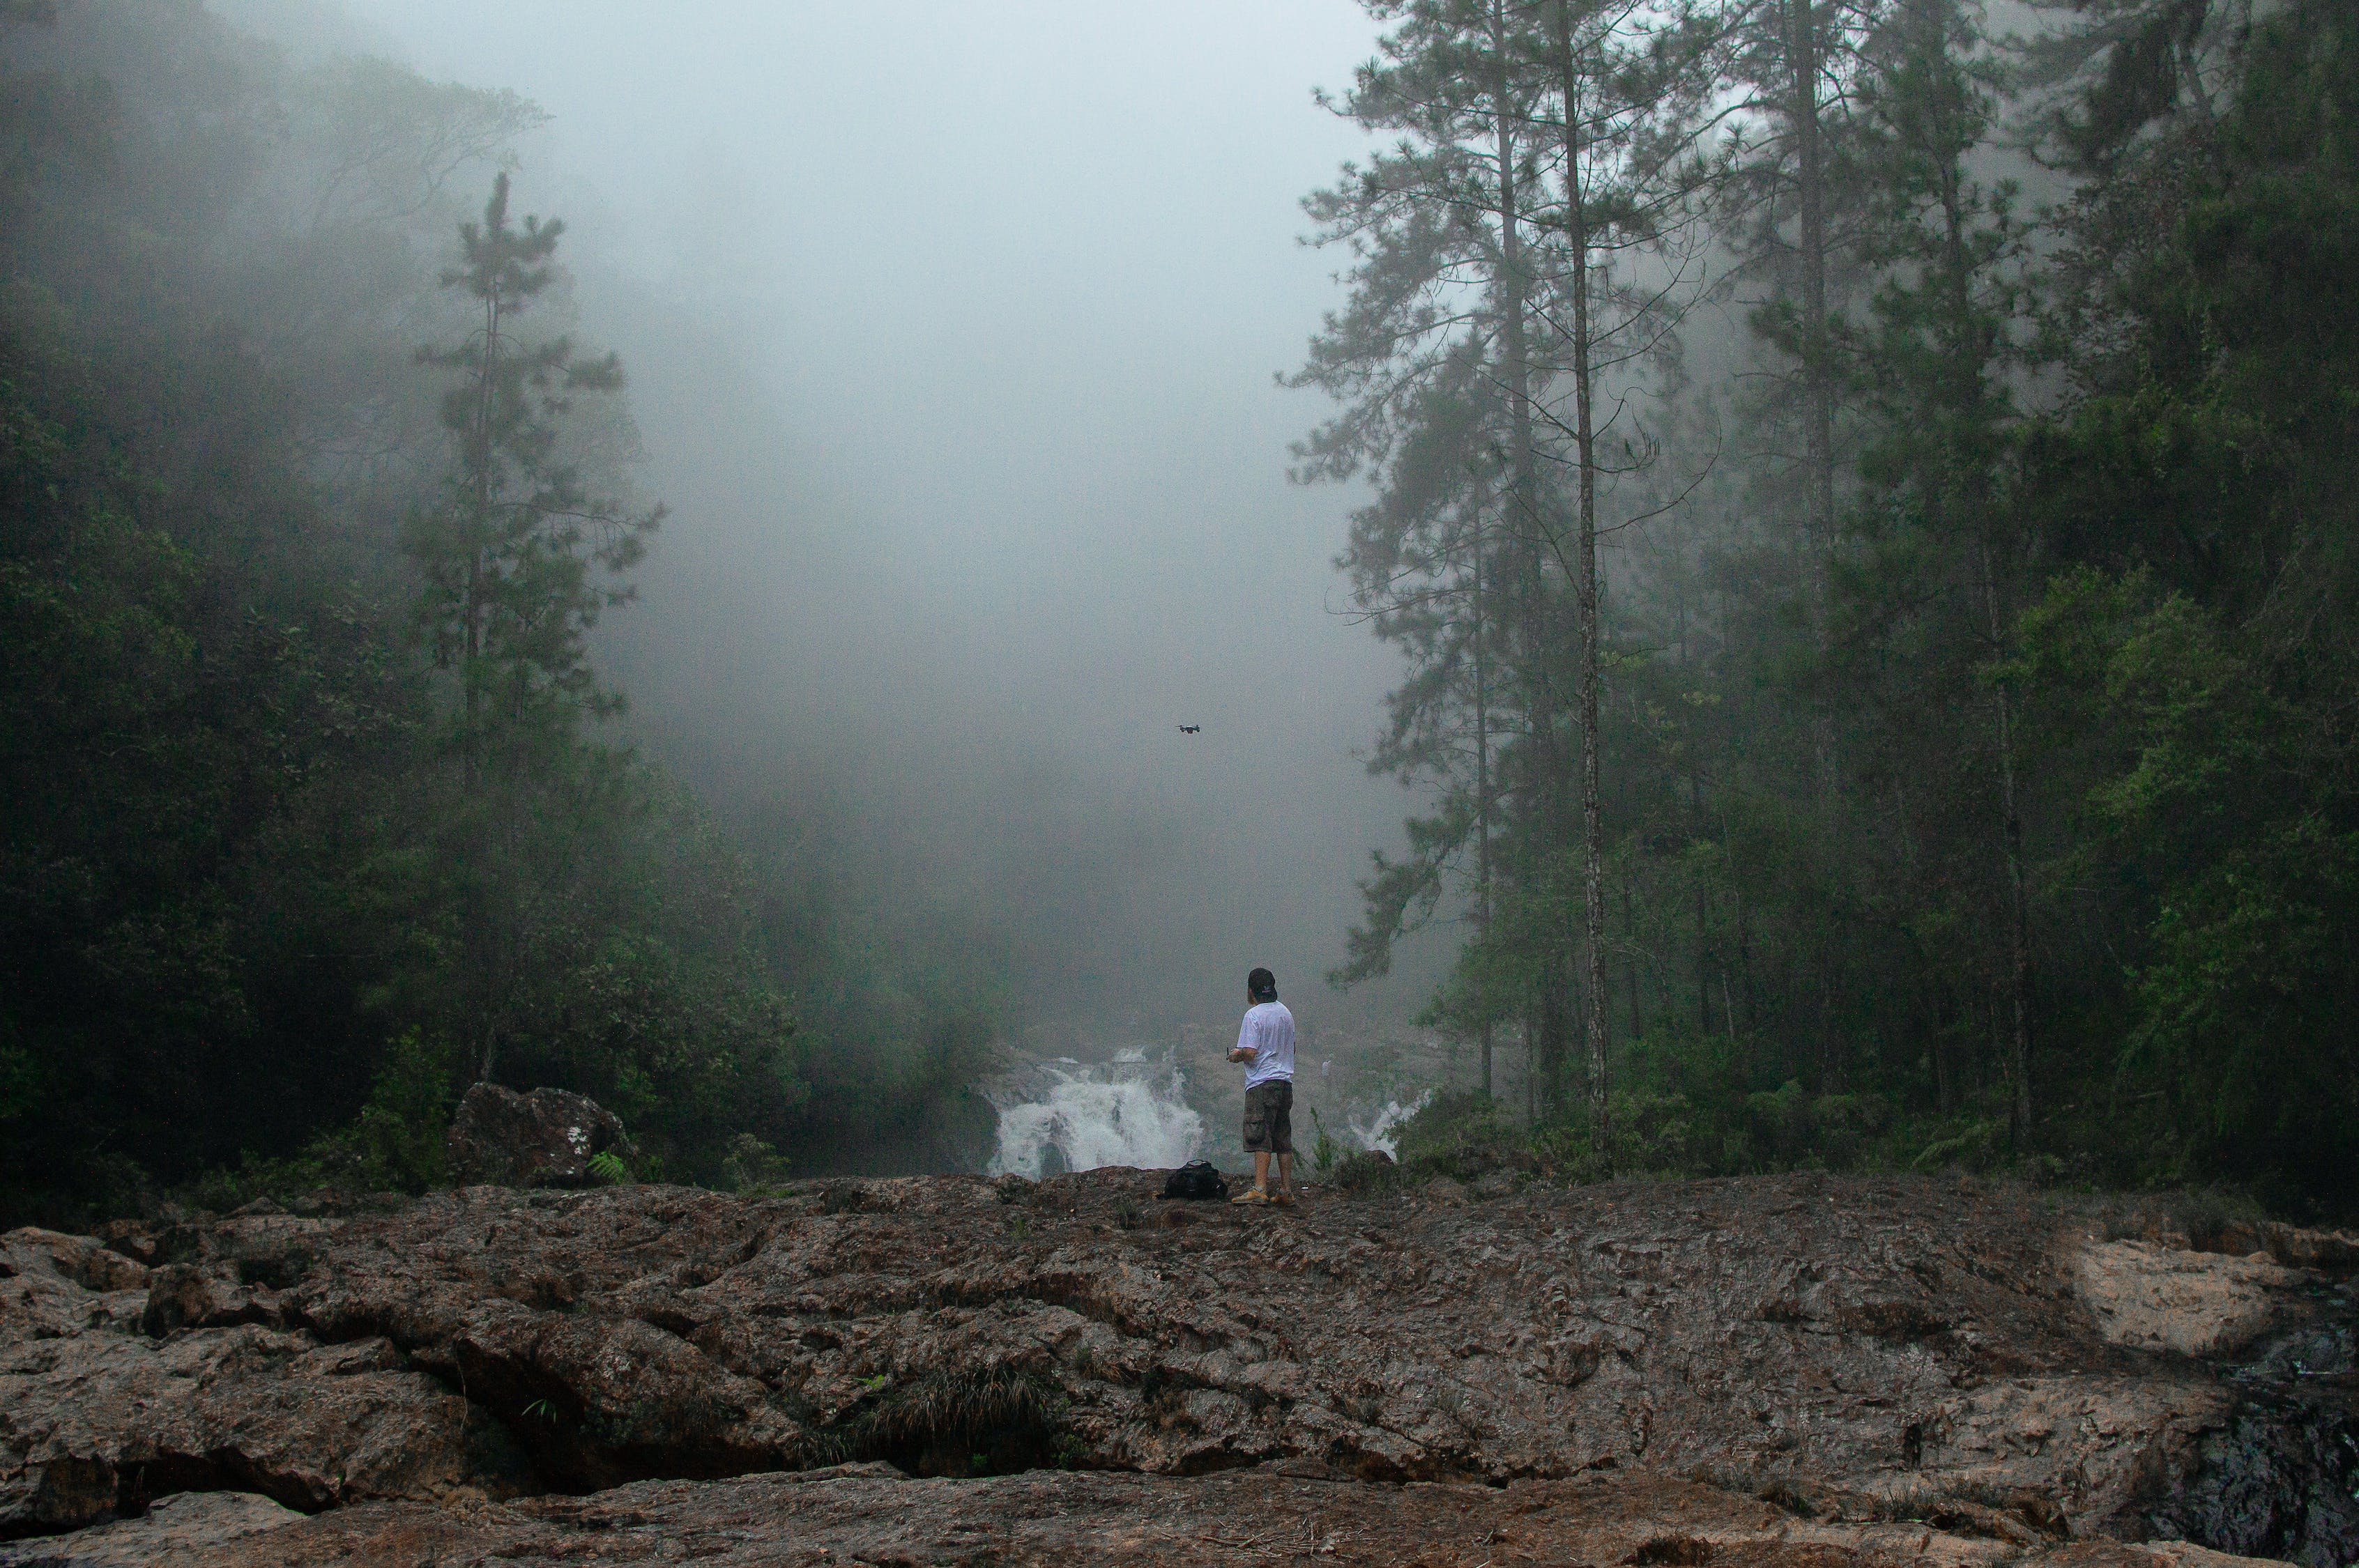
[302,0,1435,1029]
[6,0,2356,1211]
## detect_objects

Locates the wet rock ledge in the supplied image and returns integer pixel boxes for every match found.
[1,1170,2352,1567]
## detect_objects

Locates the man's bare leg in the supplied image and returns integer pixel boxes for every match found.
[1252,1151,1271,1194]
[1277,1152,1295,1201]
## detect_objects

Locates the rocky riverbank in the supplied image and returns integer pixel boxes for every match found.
[3,1169,2353,1565]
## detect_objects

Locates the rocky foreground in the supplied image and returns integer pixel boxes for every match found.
[1,1169,2353,1566]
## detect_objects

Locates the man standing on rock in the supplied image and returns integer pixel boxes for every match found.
[1227,967,1296,1206]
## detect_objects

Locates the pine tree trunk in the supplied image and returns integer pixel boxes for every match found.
[1982,553,2035,1146]
[1932,983,1955,1112]
[1624,882,1644,1043]
[462,277,501,792]
[1491,5,1571,1118]
[1525,1013,1539,1125]
[1922,20,2033,1147]
[1697,877,1713,1038]
[465,272,504,1080]
[1557,1,1612,1141]
[1474,510,1495,1102]
[1734,880,1757,1032]
[1778,0,1843,827]
[1790,0,1835,576]
[1794,0,1847,829]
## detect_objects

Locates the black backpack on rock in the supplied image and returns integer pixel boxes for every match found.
[1161,1160,1229,1201]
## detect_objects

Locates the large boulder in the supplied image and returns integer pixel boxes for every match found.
[0,1227,510,1537]
[2073,1240,2300,1358]
[0,1490,303,1566]
[445,1084,638,1190]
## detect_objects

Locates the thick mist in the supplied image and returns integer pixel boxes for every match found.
[13,0,2355,1217]
[270,0,1449,1031]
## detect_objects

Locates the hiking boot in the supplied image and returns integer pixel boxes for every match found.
[1230,1187,1271,1205]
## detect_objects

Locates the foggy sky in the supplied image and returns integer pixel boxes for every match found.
[273,1,1453,1029]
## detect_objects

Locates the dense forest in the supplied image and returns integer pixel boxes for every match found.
[1308,0,2359,1213]
[3,0,2351,1224]
[0,0,1003,1222]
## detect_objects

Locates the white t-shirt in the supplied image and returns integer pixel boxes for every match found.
[1236,1000,1296,1089]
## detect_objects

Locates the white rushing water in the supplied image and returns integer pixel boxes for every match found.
[986,1051,1205,1177]
[987,1045,1436,1174]
[1347,1090,1432,1158]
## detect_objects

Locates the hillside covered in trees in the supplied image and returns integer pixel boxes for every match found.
[0,0,1002,1221]
[1,0,2352,1227]
[1306,0,2359,1213]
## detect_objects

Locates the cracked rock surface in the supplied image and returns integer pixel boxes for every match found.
[3,1171,2352,1565]
[127,1465,2303,1568]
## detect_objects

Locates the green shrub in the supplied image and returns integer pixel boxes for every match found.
[723,1132,789,1191]
[830,1367,1072,1477]
[1394,1089,1528,1181]
[1606,1090,1704,1174]
[1909,1119,1999,1172]
[298,1031,458,1194]
[1331,1149,1403,1192]
[1308,1107,1342,1174]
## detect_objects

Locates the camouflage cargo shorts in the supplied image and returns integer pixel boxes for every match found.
[1242,1079,1294,1155]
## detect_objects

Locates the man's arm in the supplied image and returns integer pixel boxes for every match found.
[1227,1016,1257,1063]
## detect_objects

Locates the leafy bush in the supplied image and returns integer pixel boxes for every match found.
[1394,1089,1530,1181]
[1909,1119,2000,1172]
[1308,1106,1342,1174]
[1331,1149,1403,1193]
[311,1031,459,1192]
[723,1132,790,1192]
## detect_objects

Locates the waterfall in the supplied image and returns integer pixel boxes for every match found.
[986,1050,1205,1176]
[1347,1089,1431,1157]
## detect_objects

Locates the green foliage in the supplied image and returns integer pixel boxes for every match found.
[311,1030,459,1193]
[722,1132,789,1192]
[1371,1073,2023,1188]
[830,1367,1073,1478]
[1394,1089,1527,1181]
[1296,0,2359,1218]
[1308,1107,1342,1175]
[586,1150,632,1187]
[1908,1120,1999,1173]
[406,170,662,756]
[1331,1149,1405,1194]
[0,10,993,1222]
